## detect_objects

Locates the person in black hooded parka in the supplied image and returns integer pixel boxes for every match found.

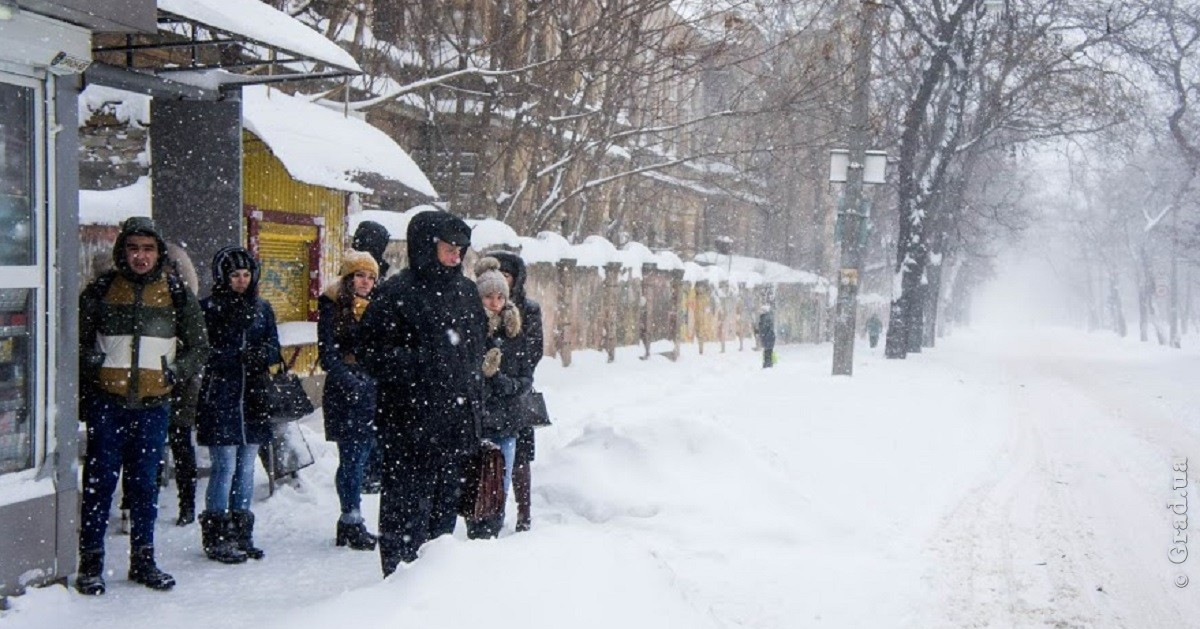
[359,211,488,576]
[481,250,544,532]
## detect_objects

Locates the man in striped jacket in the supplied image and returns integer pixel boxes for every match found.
[75,217,210,595]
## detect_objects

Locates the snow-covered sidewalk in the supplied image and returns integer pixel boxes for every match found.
[5,329,1200,628]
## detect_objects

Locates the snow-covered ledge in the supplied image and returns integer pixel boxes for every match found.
[277,321,318,348]
[0,469,54,509]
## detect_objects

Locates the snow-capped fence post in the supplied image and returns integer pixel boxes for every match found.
[737,282,748,351]
[718,280,730,353]
[668,269,685,362]
[555,258,577,367]
[639,263,656,360]
[603,261,621,363]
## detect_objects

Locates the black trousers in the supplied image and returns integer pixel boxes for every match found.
[169,424,197,505]
[762,347,774,368]
[377,437,468,575]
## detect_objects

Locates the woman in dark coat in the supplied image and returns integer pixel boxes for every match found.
[482,250,544,532]
[318,250,380,550]
[196,246,282,564]
[466,257,536,539]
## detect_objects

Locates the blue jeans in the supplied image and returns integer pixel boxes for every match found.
[335,438,375,522]
[206,444,259,512]
[491,436,517,496]
[80,398,170,552]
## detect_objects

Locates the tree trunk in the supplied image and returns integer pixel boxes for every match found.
[923,261,942,348]
[1107,267,1127,337]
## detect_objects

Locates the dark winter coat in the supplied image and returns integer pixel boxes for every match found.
[484,251,544,463]
[360,211,488,453]
[757,311,776,349]
[196,254,282,447]
[866,314,883,336]
[318,287,377,443]
[481,305,535,440]
[79,217,209,410]
[165,242,202,428]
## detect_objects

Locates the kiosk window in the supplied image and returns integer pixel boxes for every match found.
[0,82,34,267]
[0,289,32,473]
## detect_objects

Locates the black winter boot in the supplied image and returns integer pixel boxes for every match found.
[336,520,377,551]
[513,462,532,532]
[176,479,196,527]
[74,549,106,595]
[199,511,248,564]
[128,546,175,591]
[231,510,265,560]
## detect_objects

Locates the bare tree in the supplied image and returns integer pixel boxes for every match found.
[879,0,1133,358]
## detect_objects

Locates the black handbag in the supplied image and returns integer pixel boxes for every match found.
[458,441,506,520]
[256,363,315,423]
[522,390,551,428]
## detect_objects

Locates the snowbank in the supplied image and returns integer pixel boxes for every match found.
[79,177,152,226]
[466,218,522,251]
[78,85,151,128]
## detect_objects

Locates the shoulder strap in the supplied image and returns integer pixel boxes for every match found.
[88,270,117,301]
[165,271,187,311]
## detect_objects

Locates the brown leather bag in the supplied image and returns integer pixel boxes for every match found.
[459,441,506,520]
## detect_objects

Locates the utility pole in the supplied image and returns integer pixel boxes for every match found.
[831,1,878,376]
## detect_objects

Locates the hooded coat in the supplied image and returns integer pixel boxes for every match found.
[359,211,488,453]
[196,247,283,447]
[165,242,203,428]
[757,310,776,350]
[482,251,544,463]
[352,220,392,278]
[318,280,377,443]
[79,217,209,410]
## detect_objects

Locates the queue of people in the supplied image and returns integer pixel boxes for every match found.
[74,211,548,594]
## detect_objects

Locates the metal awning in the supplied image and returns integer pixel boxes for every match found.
[86,0,360,99]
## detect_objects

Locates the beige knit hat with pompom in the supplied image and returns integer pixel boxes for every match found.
[475,256,510,298]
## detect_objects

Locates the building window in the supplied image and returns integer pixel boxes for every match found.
[0,289,32,473]
[0,76,41,475]
[0,82,34,266]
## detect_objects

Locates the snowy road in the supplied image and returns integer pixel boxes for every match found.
[915,331,1200,628]
[4,329,1199,628]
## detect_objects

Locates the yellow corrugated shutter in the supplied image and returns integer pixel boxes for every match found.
[257,224,316,322]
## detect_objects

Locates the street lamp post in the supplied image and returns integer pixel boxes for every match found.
[831,1,880,376]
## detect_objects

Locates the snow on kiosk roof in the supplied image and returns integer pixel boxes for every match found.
[157,0,360,74]
[242,86,437,197]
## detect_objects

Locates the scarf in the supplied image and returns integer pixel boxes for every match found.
[352,295,370,321]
